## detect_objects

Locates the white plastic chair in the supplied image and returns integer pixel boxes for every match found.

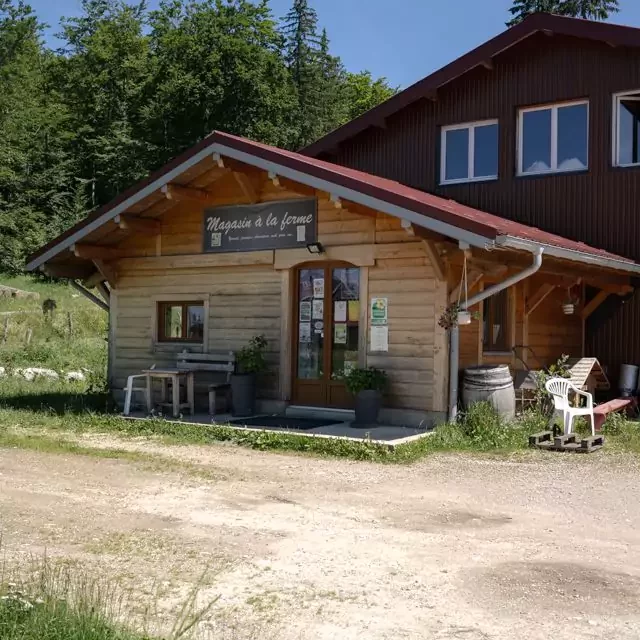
[545,377,595,436]
[123,374,149,416]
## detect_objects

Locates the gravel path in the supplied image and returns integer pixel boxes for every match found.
[1,436,640,639]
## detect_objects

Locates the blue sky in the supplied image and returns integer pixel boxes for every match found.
[31,0,640,88]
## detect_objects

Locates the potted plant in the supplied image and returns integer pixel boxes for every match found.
[438,303,476,330]
[343,366,389,426]
[231,335,268,417]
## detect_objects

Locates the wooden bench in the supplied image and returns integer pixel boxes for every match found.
[593,397,637,432]
[177,350,235,416]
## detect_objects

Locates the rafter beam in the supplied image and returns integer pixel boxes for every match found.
[422,239,446,281]
[161,183,214,204]
[525,283,555,317]
[114,214,160,235]
[212,152,224,168]
[72,244,127,261]
[330,194,342,209]
[481,59,494,70]
[232,171,259,203]
[581,290,610,319]
[93,259,117,289]
[96,281,110,304]
[69,280,109,312]
[401,219,415,236]
[42,263,95,280]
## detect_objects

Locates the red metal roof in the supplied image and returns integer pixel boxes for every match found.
[303,13,640,157]
[27,130,640,272]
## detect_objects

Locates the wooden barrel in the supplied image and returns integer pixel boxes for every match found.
[462,365,515,421]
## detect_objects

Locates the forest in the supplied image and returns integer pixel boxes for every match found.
[0,0,397,274]
[0,0,621,274]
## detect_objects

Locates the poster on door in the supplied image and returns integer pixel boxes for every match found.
[313,278,325,298]
[299,301,311,322]
[312,299,324,320]
[299,322,311,343]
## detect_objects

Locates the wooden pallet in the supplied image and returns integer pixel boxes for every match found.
[529,431,605,453]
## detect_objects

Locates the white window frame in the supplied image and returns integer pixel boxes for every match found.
[517,99,589,176]
[440,119,499,185]
[613,89,640,168]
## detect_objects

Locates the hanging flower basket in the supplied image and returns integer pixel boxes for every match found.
[457,310,472,325]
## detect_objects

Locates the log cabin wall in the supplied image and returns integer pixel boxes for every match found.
[110,176,448,418]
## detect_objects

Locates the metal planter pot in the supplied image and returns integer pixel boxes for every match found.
[231,373,256,417]
[353,389,382,427]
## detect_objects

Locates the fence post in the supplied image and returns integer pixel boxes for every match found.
[67,312,73,338]
[25,328,33,345]
[2,317,9,344]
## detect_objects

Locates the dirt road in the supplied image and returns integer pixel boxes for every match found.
[1,437,640,639]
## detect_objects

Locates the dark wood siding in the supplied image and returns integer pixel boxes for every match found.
[323,33,640,383]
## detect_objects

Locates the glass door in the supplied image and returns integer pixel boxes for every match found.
[293,264,360,408]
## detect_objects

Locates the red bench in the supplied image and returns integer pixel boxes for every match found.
[593,397,637,431]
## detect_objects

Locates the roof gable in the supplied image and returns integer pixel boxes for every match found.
[302,13,640,157]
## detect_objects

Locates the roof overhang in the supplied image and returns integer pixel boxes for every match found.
[26,132,640,278]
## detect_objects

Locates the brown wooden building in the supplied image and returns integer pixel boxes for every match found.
[304,13,640,386]
[26,131,640,425]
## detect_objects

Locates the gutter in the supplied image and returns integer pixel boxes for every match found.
[447,247,543,422]
[496,235,640,276]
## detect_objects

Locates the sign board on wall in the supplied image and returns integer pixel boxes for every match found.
[203,198,317,253]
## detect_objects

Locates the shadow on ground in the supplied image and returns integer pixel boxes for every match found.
[0,390,113,415]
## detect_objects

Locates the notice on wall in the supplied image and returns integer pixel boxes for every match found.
[203,198,317,253]
[334,300,347,322]
[312,299,324,320]
[299,301,311,322]
[313,278,325,299]
[370,297,388,326]
[370,325,389,352]
[334,323,347,344]
[347,300,360,322]
[299,322,311,343]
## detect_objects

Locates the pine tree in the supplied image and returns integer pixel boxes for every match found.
[55,0,151,206]
[281,0,323,147]
[507,0,619,26]
[0,0,82,273]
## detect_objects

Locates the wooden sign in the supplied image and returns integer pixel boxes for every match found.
[203,198,317,253]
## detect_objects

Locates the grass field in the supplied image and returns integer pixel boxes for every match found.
[0,275,107,376]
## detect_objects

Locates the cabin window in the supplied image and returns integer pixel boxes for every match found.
[157,301,205,343]
[483,289,510,353]
[517,101,589,175]
[440,120,499,184]
[613,90,640,167]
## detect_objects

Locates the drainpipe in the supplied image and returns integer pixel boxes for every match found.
[447,247,544,422]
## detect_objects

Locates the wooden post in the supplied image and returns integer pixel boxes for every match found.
[67,312,73,338]
[2,317,9,344]
[25,328,33,345]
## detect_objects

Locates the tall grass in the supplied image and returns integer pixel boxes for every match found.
[0,549,223,640]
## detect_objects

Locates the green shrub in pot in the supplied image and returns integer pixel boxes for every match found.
[232,335,268,417]
[343,366,388,426]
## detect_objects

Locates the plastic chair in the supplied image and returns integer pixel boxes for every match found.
[123,374,149,415]
[545,377,595,436]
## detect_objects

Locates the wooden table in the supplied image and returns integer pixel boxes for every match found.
[143,368,194,418]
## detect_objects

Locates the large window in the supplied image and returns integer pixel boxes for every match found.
[483,289,510,353]
[517,101,589,176]
[440,120,499,184]
[157,301,205,343]
[613,90,640,167]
